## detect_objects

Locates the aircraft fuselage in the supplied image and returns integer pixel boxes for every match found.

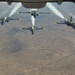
[31,9,39,18]
[65,20,73,26]
[65,20,75,29]
[1,17,9,25]
[1,0,74,8]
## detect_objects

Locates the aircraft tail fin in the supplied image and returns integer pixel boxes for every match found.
[70,16,72,22]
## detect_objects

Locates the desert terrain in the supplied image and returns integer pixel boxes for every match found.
[0,2,75,75]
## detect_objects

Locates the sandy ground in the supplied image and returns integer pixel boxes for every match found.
[0,2,75,75]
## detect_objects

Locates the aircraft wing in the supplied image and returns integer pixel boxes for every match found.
[0,17,2,20]
[0,19,2,20]
[17,11,53,14]
[8,17,22,20]
[17,11,31,14]
[56,21,67,24]
[39,12,53,14]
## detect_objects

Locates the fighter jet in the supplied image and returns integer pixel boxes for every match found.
[17,9,39,18]
[18,9,51,35]
[0,17,21,25]
[0,0,75,34]
[17,9,53,18]
[56,16,75,29]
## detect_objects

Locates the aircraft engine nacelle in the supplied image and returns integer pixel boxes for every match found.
[22,3,46,8]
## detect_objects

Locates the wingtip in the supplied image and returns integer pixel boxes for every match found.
[19,18,22,20]
[50,12,53,14]
[16,11,19,14]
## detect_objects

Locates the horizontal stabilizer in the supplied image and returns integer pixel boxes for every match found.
[8,17,22,20]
